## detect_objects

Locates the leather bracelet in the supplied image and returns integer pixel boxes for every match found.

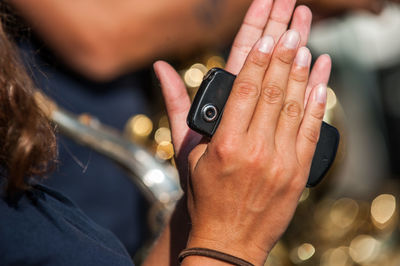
[178,247,254,266]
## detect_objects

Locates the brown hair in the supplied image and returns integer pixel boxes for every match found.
[0,15,57,197]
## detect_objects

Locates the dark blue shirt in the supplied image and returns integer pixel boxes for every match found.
[17,38,151,255]
[0,182,134,266]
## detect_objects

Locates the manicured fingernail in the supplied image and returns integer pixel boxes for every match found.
[314,84,327,104]
[258,35,274,54]
[295,47,311,67]
[283,30,300,49]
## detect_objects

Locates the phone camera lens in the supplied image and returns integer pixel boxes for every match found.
[202,104,218,122]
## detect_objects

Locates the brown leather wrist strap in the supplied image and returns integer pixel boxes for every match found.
[178,247,254,266]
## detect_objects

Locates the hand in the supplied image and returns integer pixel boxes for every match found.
[184,32,331,264]
[153,0,332,265]
[154,0,323,188]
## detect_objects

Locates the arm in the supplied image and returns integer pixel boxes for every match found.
[298,0,400,18]
[10,0,251,80]
[144,0,332,265]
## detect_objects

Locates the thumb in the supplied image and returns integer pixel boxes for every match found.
[154,61,203,186]
[153,60,192,154]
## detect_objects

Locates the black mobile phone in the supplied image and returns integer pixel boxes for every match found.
[187,68,340,187]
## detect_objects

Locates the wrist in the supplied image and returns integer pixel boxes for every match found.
[180,251,237,266]
[185,234,269,266]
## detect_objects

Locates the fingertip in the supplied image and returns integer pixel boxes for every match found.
[153,61,183,85]
[153,60,163,69]
[153,60,173,74]
[312,54,332,81]
[291,5,313,46]
[294,5,312,21]
[153,60,168,79]
[319,54,332,63]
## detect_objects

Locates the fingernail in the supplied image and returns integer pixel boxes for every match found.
[258,35,274,54]
[314,84,327,104]
[283,30,300,49]
[295,47,311,67]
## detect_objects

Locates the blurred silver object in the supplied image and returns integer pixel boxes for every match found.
[35,92,182,231]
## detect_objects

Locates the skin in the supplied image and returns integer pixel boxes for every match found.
[145,0,332,265]
[301,0,400,18]
[10,0,252,80]
[9,0,382,81]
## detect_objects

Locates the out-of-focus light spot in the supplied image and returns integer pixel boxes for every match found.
[156,141,174,160]
[371,194,396,225]
[126,114,153,138]
[143,169,165,186]
[299,188,310,202]
[206,55,225,69]
[321,247,350,266]
[192,63,208,73]
[290,243,315,264]
[154,127,171,144]
[330,198,359,228]
[159,192,171,204]
[349,235,380,263]
[297,243,315,261]
[324,87,337,123]
[184,63,207,88]
[326,87,337,110]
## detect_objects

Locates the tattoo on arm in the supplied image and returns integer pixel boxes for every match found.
[194,0,224,28]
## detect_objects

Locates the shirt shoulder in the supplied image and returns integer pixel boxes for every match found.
[0,184,134,266]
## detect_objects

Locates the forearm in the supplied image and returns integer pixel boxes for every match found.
[10,0,251,80]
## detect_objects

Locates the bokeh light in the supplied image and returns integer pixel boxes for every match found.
[125,114,153,139]
[349,235,380,264]
[371,194,396,226]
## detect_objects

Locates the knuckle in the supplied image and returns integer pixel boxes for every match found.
[234,44,252,58]
[283,101,303,118]
[261,84,284,104]
[275,50,294,65]
[233,80,259,99]
[310,106,326,120]
[289,174,307,191]
[249,52,269,68]
[302,124,321,144]
[213,140,236,162]
[244,145,265,168]
[268,163,286,182]
[290,69,308,83]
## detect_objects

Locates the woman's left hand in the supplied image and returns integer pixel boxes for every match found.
[154,0,328,187]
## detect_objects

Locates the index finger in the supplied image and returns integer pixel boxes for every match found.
[225,0,273,75]
[262,0,297,42]
[226,0,312,75]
